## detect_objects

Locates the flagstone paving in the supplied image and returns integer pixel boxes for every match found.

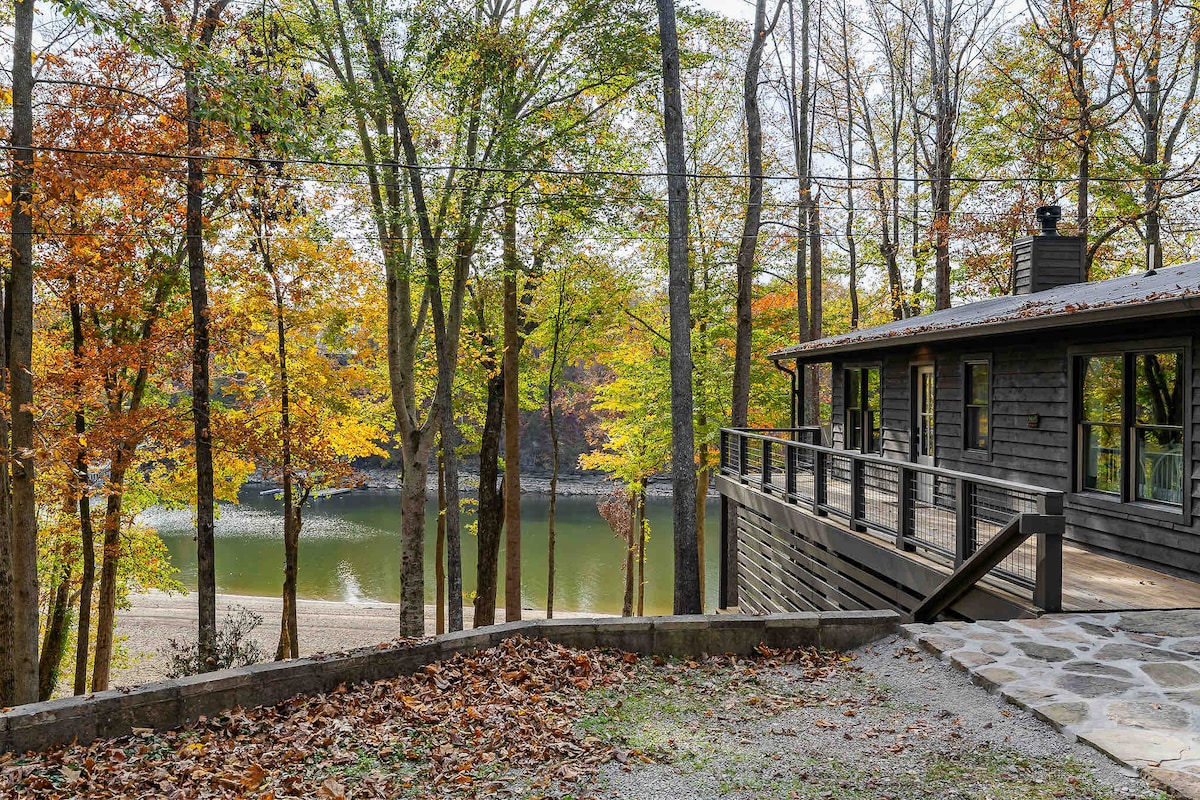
[906,609,1200,799]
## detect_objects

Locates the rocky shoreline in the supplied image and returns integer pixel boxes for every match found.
[248,468,707,498]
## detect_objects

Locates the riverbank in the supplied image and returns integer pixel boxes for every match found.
[112,591,604,689]
[248,468,705,498]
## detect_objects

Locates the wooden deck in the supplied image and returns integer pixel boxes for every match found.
[837,517,1200,613]
[1060,544,1200,611]
[722,428,1200,619]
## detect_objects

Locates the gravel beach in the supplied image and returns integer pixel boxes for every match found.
[111,591,602,688]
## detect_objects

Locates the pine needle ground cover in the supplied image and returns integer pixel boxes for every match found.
[0,636,1158,799]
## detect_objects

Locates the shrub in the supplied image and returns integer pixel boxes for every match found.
[163,606,266,678]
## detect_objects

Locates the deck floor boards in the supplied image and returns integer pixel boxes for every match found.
[1059,545,1200,611]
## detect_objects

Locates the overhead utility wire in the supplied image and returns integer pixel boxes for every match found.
[24,143,1200,186]
[26,156,1168,222]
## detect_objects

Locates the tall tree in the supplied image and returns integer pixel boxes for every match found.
[307,0,500,635]
[33,48,197,690]
[656,0,700,614]
[6,0,39,706]
[731,0,782,429]
[163,0,234,671]
[1110,0,1200,272]
[502,195,523,621]
[902,0,997,309]
[1025,0,1124,262]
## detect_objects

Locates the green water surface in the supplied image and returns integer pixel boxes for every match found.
[147,488,720,616]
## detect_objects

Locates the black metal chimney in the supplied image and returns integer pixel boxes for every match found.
[1036,205,1061,237]
[1011,206,1085,295]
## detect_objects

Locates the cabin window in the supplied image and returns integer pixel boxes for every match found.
[963,360,990,452]
[1080,355,1123,495]
[1134,352,1184,504]
[845,366,881,453]
[1077,349,1185,506]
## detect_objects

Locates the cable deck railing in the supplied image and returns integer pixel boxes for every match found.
[719,427,1065,615]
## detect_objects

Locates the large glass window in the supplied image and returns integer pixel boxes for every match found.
[964,361,990,452]
[1081,355,1123,494]
[1077,349,1185,507]
[1135,352,1184,504]
[845,366,880,453]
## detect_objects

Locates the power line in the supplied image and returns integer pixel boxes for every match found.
[23,151,1189,223]
[21,143,1200,186]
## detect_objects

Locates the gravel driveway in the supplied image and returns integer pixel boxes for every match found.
[589,633,1160,799]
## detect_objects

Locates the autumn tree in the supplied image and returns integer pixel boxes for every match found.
[3,0,38,706]
[582,336,672,616]
[657,0,701,615]
[217,207,389,658]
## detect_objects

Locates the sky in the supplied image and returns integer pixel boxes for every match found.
[695,0,756,21]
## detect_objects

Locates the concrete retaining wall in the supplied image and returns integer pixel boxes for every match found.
[0,611,898,755]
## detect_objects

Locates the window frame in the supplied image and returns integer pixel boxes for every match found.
[1069,338,1190,520]
[843,363,883,455]
[961,355,993,461]
[909,360,937,463]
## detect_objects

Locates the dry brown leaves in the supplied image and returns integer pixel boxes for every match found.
[0,638,844,800]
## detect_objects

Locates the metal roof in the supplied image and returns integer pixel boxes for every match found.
[770,259,1200,362]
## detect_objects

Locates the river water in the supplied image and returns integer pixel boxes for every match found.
[144,487,720,616]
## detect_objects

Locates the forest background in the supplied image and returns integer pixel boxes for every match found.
[0,0,1197,704]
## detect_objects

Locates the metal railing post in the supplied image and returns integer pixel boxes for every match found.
[897,465,915,551]
[761,438,772,492]
[785,442,796,501]
[813,449,826,516]
[719,494,737,609]
[719,430,728,474]
[850,456,865,531]
[954,478,974,566]
[739,434,749,483]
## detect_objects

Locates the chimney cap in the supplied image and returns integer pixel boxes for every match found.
[1036,205,1062,237]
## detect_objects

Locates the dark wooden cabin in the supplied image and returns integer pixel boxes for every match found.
[717,207,1200,621]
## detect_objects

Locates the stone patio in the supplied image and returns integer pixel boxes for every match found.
[906,609,1200,799]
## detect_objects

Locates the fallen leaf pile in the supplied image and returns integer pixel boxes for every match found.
[0,638,845,799]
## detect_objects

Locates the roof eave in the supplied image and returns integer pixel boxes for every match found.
[768,295,1200,362]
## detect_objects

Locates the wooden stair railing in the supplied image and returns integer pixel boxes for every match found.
[911,512,1064,623]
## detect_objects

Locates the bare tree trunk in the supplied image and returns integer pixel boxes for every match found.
[441,413,463,632]
[187,60,218,667]
[398,444,429,636]
[37,559,72,700]
[275,479,298,661]
[69,279,95,696]
[267,256,301,661]
[622,494,635,617]
[809,199,823,342]
[547,414,557,619]
[7,0,38,706]
[179,0,231,672]
[840,0,859,329]
[0,280,12,706]
[92,461,129,691]
[636,490,646,616]
[502,197,523,621]
[658,0,701,615]
[695,461,708,606]
[910,90,924,313]
[788,0,812,341]
[436,450,446,635]
[473,350,504,628]
[733,0,779,429]
[545,318,562,620]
